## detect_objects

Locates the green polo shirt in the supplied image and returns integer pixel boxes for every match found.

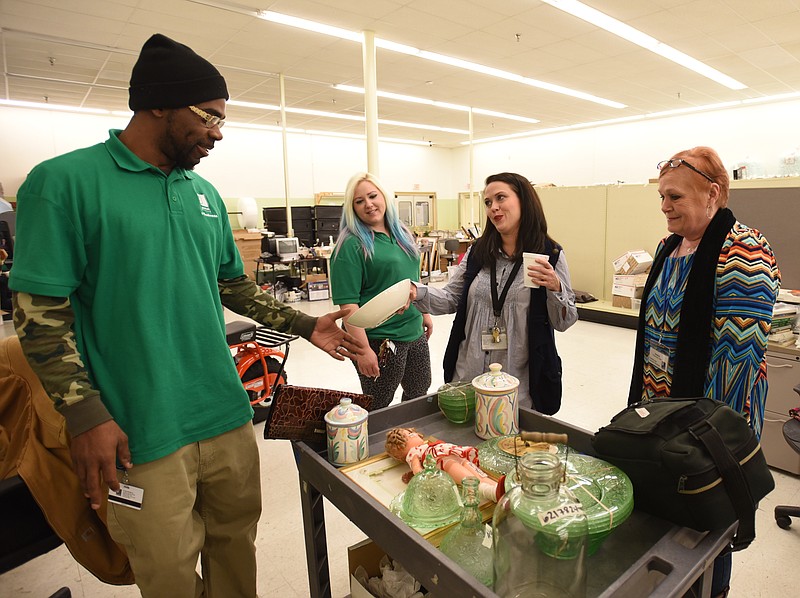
[331,232,422,341]
[10,130,252,463]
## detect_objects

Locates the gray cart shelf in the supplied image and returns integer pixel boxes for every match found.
[293,394,734,598]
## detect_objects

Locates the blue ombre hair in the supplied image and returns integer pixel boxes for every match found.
[334,172,419,260]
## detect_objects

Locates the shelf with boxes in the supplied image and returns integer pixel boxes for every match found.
[262,205,343,247]
[610,250,652,310]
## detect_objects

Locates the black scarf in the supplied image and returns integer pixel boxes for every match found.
[443,240,563,414]
[628,208,737,405]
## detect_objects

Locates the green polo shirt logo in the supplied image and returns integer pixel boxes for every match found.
[197,193,218,218]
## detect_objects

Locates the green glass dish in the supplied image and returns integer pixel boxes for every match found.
[437,381,476,424]
[477,434,568,477]
[504,452,634,555]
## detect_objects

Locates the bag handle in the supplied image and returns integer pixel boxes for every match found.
[690,420,756,552]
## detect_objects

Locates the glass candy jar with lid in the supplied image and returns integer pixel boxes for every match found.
[438,476,493,587]
[492,451,588,598]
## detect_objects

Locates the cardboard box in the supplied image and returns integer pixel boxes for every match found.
[612,283,645,299]
[612,294,634,309]
[348,539,386,598]
[612,250,653,275]
[306,273,328,283]
[307,280,329,301]
[613,274,648,288]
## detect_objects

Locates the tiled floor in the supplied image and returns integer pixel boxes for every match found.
[1,297,798,597]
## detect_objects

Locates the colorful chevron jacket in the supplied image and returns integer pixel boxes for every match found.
[637,220,780,438]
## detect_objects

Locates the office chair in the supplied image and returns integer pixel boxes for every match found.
[443,238,462,269]
[774,383,800,530]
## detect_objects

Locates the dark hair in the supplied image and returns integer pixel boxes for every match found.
[471,172,556,265]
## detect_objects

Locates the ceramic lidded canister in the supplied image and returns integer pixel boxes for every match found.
[472,363,520,439]
[324,398,369,466]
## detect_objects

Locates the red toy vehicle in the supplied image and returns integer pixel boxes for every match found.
[225,320,297,423]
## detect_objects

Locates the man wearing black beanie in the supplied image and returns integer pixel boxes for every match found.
[9,33,363,597]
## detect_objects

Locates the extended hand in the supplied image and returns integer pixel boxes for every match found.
[310,307,366,360]
[70,420,132,510]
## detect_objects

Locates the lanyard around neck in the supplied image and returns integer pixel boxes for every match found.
[490,258,523,318]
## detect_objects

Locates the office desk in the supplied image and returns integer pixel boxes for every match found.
[255,257,327,286]
[294,397,733,598]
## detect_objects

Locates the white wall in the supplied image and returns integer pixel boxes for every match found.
[453,98,800,189]
[0,106,456,200]
[4,97,800,207]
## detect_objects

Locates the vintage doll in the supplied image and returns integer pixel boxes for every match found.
[385,427,504,502]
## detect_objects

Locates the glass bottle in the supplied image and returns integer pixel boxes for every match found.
[439,476,493,587]
[492,452,588,598]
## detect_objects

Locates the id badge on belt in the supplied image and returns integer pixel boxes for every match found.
[647,342,670,373]
[481,325,508,351]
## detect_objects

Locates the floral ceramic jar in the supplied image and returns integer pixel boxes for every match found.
[472,363,520,439]
[324,398,369,466]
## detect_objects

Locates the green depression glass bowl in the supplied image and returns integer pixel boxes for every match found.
[504,452,634,555]
[476,434,568,477]
[437,382,476,424]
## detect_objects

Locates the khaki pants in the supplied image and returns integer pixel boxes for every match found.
[107,422,261,598]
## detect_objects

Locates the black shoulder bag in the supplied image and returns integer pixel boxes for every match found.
[592,397,774,552]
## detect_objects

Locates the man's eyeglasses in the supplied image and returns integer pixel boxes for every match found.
[657,159,715,184]
[188,105,225,129]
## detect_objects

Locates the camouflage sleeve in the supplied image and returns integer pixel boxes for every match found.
[218,275,317,340]
[12,292,113,436]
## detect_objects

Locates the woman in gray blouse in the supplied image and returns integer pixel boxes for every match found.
[410,172,577,413]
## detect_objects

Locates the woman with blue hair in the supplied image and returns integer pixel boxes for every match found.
[331,172,432,409]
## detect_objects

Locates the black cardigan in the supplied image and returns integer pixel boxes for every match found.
[627,208,737,405]
[443,241,563,415]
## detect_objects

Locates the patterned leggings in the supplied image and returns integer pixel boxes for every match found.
[355,334,432,410]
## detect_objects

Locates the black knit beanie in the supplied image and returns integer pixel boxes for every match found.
[128,33,229,111]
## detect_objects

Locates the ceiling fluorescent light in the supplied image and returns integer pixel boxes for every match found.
[0,99,110,114]
[228,99,281,111]
[295,128,432,146]
[414,49,624,108]
[229,95,466,134]
[257,10,361,42]
[287,107,364,122]
[741,91,800,105]
[378,118,468,134]
[472,108,539,124]
[464,91,800,145]
[251,5,625,108]
[196,3,624,108]
[540,0,746,90]
[333,84,540,123]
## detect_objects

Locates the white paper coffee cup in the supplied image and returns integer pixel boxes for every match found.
[522,252,548,288]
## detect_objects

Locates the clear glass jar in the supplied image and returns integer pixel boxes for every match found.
[492,452,588,598]
[439,477,493,587]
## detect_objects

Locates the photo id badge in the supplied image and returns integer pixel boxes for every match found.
[108,483,144,510]
[481,326,508,351]
[647,342,670,373]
